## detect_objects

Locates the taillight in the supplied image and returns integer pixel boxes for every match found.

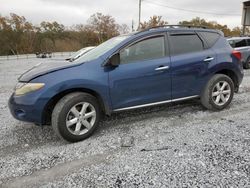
[232,50,242,61]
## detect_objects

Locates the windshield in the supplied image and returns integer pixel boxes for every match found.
[76,35,129,62]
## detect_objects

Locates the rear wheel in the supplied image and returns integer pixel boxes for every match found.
[201,74,234,110]
[243,57,250,69]
[52,92,100,142]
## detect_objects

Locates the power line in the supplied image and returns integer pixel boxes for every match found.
[143,0,241,16]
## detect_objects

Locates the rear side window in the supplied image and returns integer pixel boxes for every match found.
[120,36,165,64]
[199,32,220,48]
[169,33,203,55]
[234,39,247,48]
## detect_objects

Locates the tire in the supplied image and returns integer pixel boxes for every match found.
[201,74,234,111]
[52,92,101,142]
[243,57,250,69]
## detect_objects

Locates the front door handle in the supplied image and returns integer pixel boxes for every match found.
[155,66,169,71]
[204,57,214,62]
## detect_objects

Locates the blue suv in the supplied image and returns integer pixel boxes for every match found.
[9,26,244,142]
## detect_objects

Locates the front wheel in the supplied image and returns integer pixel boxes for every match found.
[52,92,101,142]
[201,74,234,111]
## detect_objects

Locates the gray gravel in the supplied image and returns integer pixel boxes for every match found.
[0,58,250,187]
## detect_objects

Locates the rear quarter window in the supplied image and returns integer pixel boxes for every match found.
[198,32,220,48]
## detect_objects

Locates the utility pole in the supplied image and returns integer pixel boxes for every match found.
[132,20,134,32]
[138,0,142,30]
[242,1,250,36]
[243,7,247,36]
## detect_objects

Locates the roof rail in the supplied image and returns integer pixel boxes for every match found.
[136,25,208,34]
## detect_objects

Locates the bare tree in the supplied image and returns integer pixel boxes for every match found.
[87,13,120,43]
[118,24,130,34]
[140,16,168,30]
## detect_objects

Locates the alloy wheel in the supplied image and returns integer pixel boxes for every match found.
[66,102,96,135]
[212,81,231,106]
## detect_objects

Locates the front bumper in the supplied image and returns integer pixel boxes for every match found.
[8,94,44,125]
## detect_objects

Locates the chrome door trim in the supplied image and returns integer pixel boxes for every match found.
[171,95,199,102]
[113,95,199,112]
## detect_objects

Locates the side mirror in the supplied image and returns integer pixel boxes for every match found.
[107,53,120,67]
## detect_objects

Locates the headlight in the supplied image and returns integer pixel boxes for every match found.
[15,83,45,96]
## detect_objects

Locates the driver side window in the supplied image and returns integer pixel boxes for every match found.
[120,36,166,64]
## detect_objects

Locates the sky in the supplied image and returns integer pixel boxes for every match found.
[1,0,247,30]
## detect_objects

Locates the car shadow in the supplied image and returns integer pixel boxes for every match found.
[96,99,203,135]
[8,99,203,147]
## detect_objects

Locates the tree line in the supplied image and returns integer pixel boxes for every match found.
[0,13,129,56]
[140,16,247,37]
[0,13,247,56]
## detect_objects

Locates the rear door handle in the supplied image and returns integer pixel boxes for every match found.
[204,57,214,62]
[155,66,169,71]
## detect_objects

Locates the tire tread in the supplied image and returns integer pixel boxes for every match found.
[201,74,234,111]
[51,92,100,142]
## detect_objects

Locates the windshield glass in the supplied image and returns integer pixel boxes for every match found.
[76,35,129,62]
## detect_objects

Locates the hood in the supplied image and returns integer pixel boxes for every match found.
[18,61,83,82]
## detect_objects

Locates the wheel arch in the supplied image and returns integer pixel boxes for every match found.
[214,69,239,92]
[42,88,110,125]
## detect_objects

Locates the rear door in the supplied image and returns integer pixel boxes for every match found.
[169,31,216,99]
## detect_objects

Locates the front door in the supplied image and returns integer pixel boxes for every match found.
[108,34,172,110]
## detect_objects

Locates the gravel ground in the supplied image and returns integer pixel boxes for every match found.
[0,58,250,187]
